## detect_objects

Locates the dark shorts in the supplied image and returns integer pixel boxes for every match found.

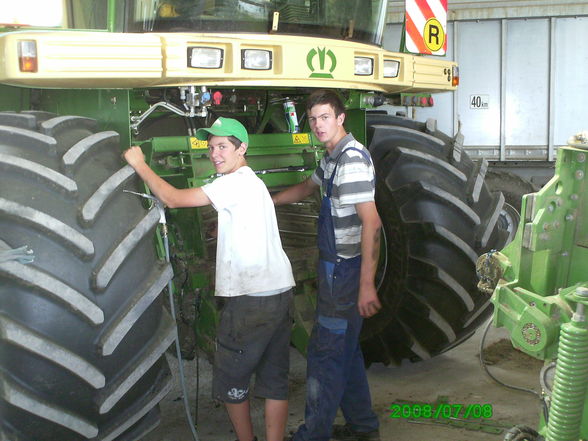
[212,289,293,403]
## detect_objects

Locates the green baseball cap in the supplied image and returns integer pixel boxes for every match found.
[195,117,249,144]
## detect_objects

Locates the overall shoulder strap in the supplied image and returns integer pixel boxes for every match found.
[325,147,373,197]
[340,146,371,164]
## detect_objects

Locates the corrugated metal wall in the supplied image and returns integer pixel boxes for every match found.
[383,1,588,162]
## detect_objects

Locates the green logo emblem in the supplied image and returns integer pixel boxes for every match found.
[306,47,337,78]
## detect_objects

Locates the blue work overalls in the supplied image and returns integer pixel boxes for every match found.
[294,147,379,441]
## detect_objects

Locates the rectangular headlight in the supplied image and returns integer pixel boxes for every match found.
[18,40,37,73]
[242,49,272,70]
[188,47,223,69]
[383,60,400,78]
[354,57,373,76]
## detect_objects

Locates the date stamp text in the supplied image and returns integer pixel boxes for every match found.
[389,403,493,420]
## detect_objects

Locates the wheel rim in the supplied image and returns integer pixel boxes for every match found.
[376,227,388,291]
[498,202,521,245]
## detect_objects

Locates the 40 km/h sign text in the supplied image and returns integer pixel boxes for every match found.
[470,94,489,109]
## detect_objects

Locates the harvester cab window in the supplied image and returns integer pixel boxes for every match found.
[127,0,386,46]
[0,0,109,30]
[0,0,64,27]
[69,0,109,29]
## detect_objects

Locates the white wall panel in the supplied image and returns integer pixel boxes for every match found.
[504,19,549,148]
[456,20,501,148]
[552,17,588,144]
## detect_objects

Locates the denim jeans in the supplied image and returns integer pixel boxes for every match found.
[299,151,380,441]
[293,262,379,441]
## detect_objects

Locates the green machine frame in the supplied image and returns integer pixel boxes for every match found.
[478,132,588,441]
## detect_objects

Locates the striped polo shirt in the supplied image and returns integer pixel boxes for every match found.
[311,134,376,259]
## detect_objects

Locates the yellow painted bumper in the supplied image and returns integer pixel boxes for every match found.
[0,31,456,93]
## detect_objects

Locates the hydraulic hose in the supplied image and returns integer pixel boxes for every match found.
[479,318,541,398]
[163,228,201,441]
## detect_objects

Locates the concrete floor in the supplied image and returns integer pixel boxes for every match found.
[144,322,543,441]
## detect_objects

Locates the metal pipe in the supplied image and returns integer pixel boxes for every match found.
[107,0,116,32]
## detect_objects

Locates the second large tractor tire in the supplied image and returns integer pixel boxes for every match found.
[362,115,507,365]
[0,112,175,441]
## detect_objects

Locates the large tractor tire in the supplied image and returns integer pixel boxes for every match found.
[362,115,507,365]
[486,170,536,212]
[0,112,175,441]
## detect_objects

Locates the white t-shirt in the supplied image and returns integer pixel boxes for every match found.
[202,166,295,297]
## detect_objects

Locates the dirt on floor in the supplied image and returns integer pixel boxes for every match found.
[481,338,544,370]
[144,323,544,441]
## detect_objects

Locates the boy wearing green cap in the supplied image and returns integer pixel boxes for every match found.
[123,117,295,441]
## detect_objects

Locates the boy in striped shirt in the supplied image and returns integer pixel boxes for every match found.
[273,89,382,441]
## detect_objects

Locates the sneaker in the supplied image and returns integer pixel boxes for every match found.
[331,424,381,441]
